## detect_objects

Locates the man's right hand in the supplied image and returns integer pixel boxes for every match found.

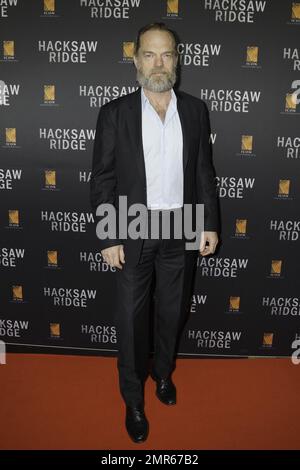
[101,245,125,269]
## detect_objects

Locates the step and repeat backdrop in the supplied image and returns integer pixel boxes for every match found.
[1,0,299,358]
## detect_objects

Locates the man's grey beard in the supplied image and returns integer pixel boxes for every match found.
[136,66,177,92]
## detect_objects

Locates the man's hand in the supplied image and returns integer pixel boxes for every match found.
[199,231,218,256]
[101,245,125,269]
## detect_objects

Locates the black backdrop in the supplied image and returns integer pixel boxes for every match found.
[1,0,299,358]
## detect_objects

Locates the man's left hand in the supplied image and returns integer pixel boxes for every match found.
[199,231,218,256]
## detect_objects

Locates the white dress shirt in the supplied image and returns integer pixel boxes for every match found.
[141,86,183,210]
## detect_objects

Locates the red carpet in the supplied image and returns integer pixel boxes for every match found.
[0,354,299,450]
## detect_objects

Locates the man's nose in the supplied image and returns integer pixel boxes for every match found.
[154,56,163,67]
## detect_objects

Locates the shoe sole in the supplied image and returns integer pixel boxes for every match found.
[155,391,176,405]
[127,426,149,443]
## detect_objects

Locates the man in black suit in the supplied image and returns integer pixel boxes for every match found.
[90,22,220,443]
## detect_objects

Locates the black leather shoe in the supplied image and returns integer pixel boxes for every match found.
[125,404,149,443]
[150,371,177,405]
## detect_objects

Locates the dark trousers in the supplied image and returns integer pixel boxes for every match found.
[114,209,197,407]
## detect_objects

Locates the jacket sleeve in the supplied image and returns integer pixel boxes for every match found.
[196,100,221,233]
[90,104,124,250]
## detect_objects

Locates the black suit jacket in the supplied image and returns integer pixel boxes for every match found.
[90,87,220,266]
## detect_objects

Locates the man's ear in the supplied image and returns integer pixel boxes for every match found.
[133,54,137,68]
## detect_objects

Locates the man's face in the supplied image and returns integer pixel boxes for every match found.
[133,30,178,93]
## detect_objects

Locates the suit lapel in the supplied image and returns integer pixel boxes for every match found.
[175,88,190,173]
[128,87,190,185]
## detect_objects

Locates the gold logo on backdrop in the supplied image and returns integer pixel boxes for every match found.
[285,93,297,112]
[278,179,290,197]
[246,46,258,64]
[3,40,14,58]
[262,333,273,347]
[12,285,23,301]
[123,42,134,61]
[229,296,240,312]
[271,260,282,277]
[235,219,247,235]
[45,170,56,188]
[167,0,179,15]
[6,128,16,145]
[44,0,55,13]
[291,2,300,22]
[44,85,55,103]
[50,323,60,338]
[47,250,58,267]
[9,209,19,226]
[241,135,253,154]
